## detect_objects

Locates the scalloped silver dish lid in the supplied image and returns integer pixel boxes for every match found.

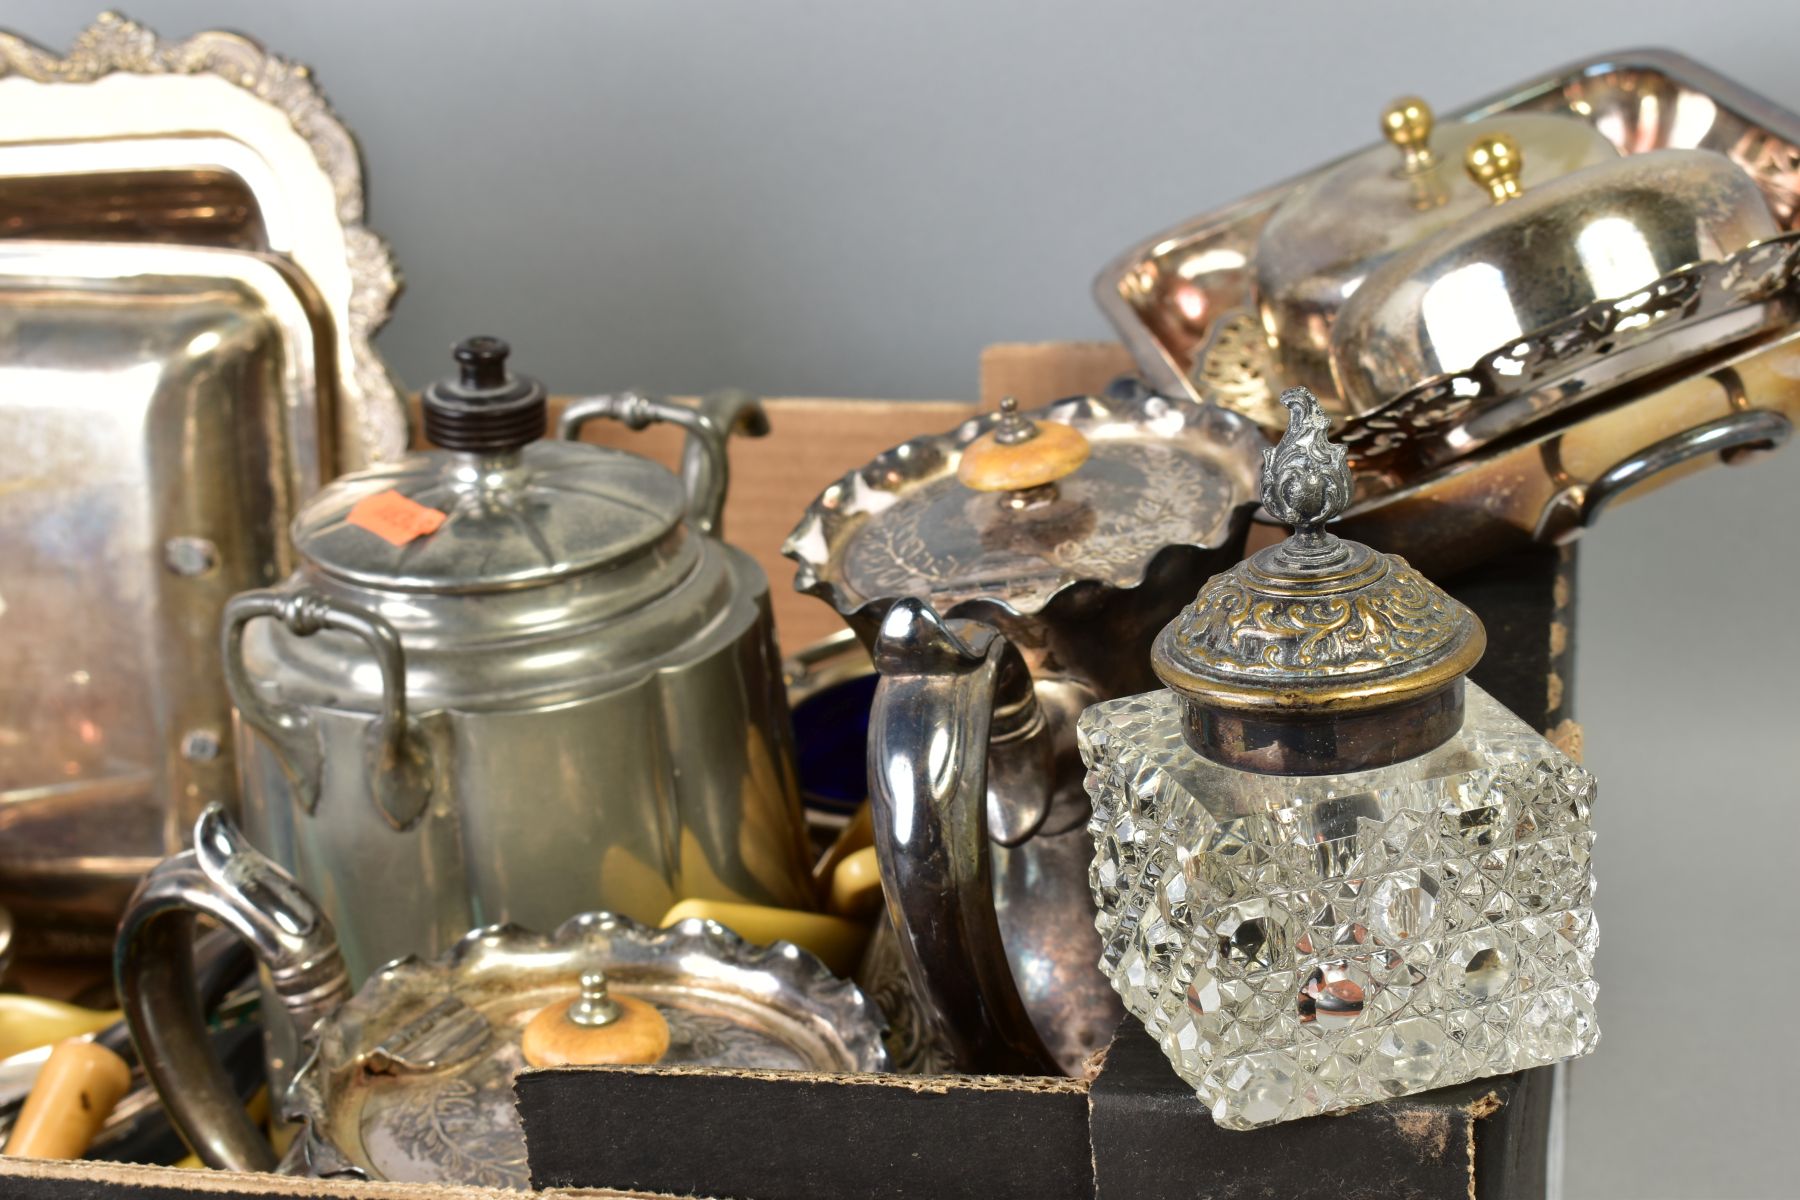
[293,338,690,592]
[783,381,1267,617]
[287,913,888,1186]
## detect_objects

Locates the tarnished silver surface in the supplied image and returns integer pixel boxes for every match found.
[115,805,351,1173]
[0,240,333,942]
[560,388,770,539]
[0,11,408,467]
[116,807,886,1184]
[1095,50,1800,546]
[230,346,814,988]
[787,381,1263,1075]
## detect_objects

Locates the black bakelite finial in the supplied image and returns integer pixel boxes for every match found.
[422,335,548,454]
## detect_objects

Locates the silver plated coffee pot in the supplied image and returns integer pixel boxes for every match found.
[224,337,815,995]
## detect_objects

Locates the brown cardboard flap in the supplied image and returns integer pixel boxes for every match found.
[0,1156,621,1199]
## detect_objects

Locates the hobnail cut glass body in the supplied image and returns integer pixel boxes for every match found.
[1079,683,1598,1129]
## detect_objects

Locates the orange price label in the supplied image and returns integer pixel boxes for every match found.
[346,489,448,547]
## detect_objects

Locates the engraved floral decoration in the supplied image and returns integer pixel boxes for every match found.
[383,1076,528,1191]
[0,11,408,464]
[787,388,1266,620]
[281,913,886,1182]
[838,443,1226,610]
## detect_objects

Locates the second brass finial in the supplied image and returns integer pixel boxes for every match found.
[1381,96,1436,173]
[1465,132,1524,204]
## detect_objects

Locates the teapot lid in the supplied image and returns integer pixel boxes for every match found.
[1152,388,1484,775]
[783,380,1266,620]
[292,337,691,593]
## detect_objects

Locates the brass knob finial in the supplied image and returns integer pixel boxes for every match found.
[1464,133,1524,204]
[1381,96,1436,173]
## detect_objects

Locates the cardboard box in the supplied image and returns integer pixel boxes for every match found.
[0,344,1572,1198]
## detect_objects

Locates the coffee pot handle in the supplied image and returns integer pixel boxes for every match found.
[115,805,351,1172]
[557,390,769,537]
[866,598,1060,1074]
[222,587,434,830]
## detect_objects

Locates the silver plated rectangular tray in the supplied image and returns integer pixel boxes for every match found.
[0,11,407,469]
[0,240,333,948]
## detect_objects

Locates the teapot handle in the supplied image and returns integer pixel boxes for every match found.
[222,587,434,830]
[114,805,351,1172]
[866,598,1060,1074]
[557,390,769,537]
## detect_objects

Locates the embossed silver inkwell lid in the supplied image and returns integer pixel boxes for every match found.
[1152,387,1484,775]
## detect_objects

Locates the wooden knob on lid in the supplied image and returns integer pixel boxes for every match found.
[520,971,670,1068]
[956,397,1091,499]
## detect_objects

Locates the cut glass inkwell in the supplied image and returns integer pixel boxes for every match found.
[1079,387,1599,1128]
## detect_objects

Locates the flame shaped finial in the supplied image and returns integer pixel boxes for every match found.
[1261,388,1351,537]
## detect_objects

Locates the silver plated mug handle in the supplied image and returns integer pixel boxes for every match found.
[558,389,769,537]
[222,587,433,830]
[115,805,351,1172]
[867,598,1059,1074]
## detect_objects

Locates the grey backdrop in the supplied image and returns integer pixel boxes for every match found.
[12,3,1797,1197]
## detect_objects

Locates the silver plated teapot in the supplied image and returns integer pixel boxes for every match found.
[225,337,816,993]
[785,381,1266,1073]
